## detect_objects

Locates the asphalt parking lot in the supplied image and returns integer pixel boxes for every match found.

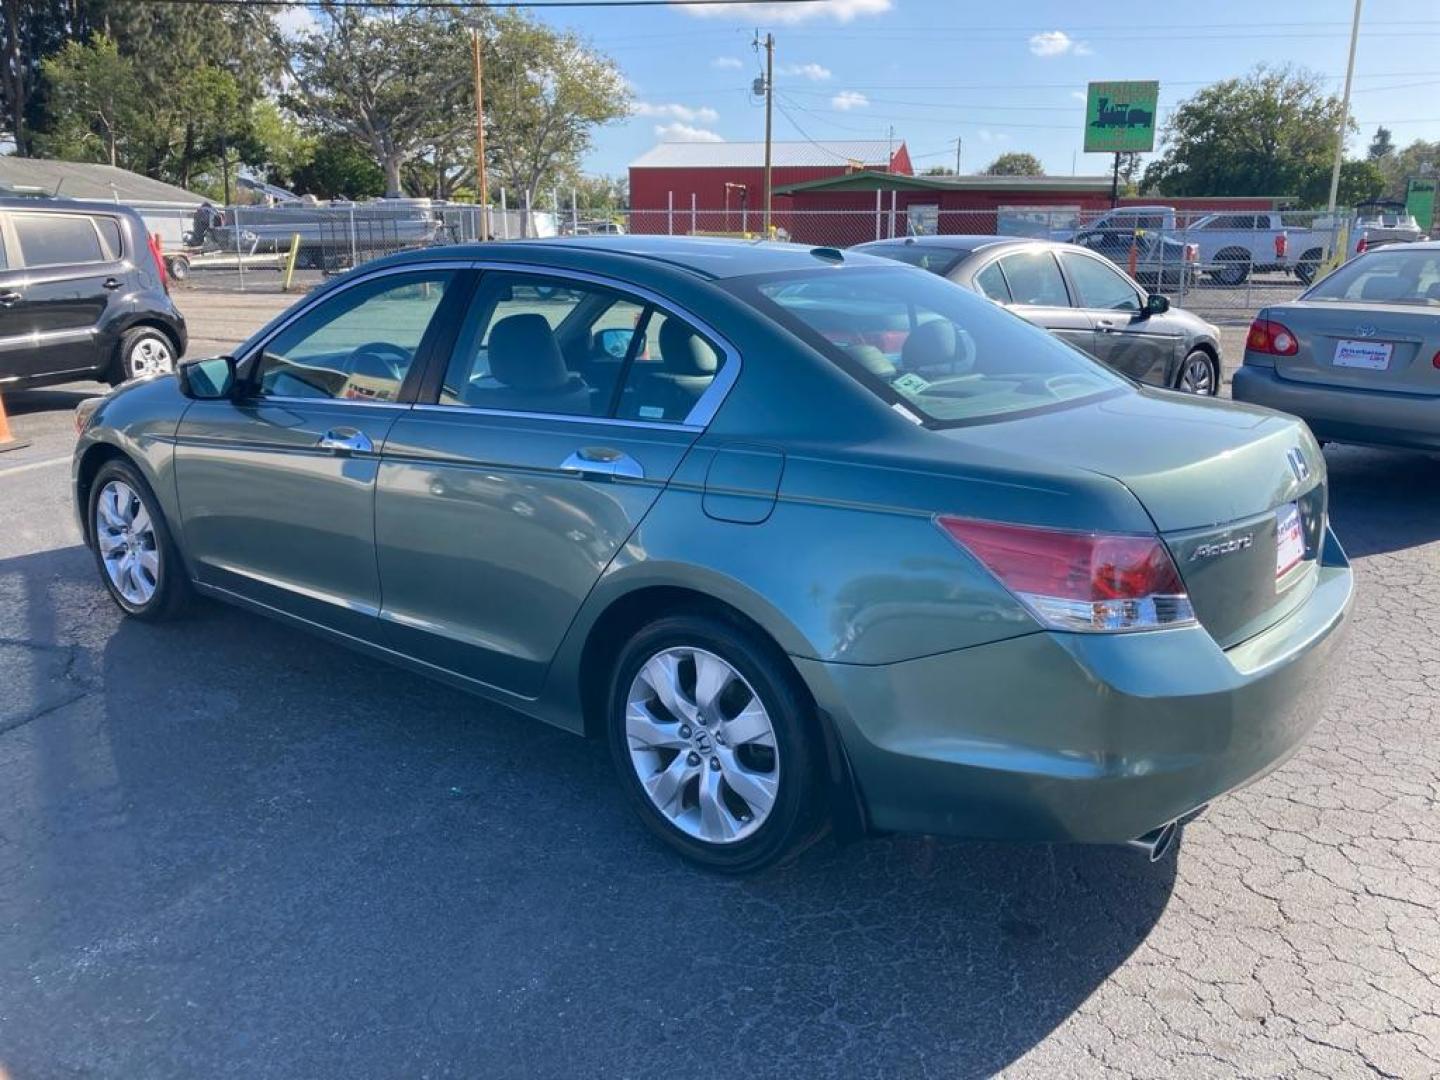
[1,289,1437,1078]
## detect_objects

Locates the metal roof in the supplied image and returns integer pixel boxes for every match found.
[631,141,901,170]
[776,170,1117,195]
[0,157,204,205]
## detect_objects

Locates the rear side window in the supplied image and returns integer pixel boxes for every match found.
[12,213,105,267]
[973,261,1011,302]
[93,216,124,259]
[996,250,1070,307]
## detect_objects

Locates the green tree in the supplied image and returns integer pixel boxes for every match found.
[1367,125,1395,162]
[922,165,957,176]
[288,133,385,200]
[983,152,1044,176]
[1378,138,1439,201]
[1298,159,1385,208]
[1141,66,1351,206]
[34,33,140,167]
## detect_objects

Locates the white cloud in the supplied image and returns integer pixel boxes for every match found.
[654,122,724,143]
[780,62,832,81]
[1028,30,1090,57]
[711,56,744,70]
[275,3,319,37]
[634,102,720,124]
[977,129,1010,144]
[831,90,869,111]
[1069,90,1088,102]
[682,0,891,24]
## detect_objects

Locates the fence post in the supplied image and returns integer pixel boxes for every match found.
[348,204,357,267]
[524,189,532,238]
[888,191,897,239]
[234,204,245,292]
[691,193,697,234]
[500,188,508,239]
[667,191,673,235]
[875,190,882,240]
[571,187,579,234]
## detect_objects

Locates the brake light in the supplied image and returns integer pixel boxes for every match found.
[1433,350,1440,369]
[1246,318,1299,356]
[1356,236,1368,254]
[147,232,169,293]
[936,516,1196,633]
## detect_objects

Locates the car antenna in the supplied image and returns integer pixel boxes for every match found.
[810,247,844,264]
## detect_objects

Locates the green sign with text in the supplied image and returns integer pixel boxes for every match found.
[1084,81,1159,153]
[1405,177,1436,233]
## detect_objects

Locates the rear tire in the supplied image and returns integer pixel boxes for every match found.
[1210,249,1252,286]
[88,459,191,621]
[606,613,827,873]
[111,327,177,385]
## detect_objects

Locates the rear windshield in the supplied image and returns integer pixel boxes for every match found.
[1306,249,1440,305]
[730,266,1126,426]
[858,244,969,276]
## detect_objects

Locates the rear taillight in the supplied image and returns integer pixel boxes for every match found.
[1356,237,1368,254]
[1246,318,1299,356]
[147,232,169,293]
[936,516,1196,633]
[1433,350,1440,369]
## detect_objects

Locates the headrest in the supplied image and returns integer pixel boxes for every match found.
[489,314,568,390]
[846,344,897,378]
[1359,275,1403,301]
[659,319,719,376]
[901,318,957,369]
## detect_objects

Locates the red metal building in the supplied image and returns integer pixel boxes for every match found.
[628,140,912,233]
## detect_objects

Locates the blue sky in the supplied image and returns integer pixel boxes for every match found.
[527,0,1440,179]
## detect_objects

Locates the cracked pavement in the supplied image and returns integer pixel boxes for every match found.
[0,355,1436,1076]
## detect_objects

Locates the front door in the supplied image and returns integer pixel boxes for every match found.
[174,266,466,641]
[991,248,1097,356]
[375,269,730,697]
[1058,250,1179,386]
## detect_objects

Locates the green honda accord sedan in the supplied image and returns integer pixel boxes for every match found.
[72,237,1354,872]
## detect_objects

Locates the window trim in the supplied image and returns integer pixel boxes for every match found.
[237,262,471,407]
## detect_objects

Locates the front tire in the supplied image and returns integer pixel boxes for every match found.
[88,459,191,620]
[1175,349,1219,395]
[112,327,177,385]
[606,614,826,873]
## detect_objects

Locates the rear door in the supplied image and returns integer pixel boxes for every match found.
[1,209,122,380]
[374,267,733,697]
[1058,250,1180,386]
[989,248,1096,356]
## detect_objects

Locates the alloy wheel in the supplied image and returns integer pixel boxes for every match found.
[1179,354,1216,395]
[128,336,175,379]
[624,646,780,844]
[95,480,159,606]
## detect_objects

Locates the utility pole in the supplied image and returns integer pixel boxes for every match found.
[954,136,962,175]
[472,26,490,240]
[1327,0,1363,214]
[757,31,774,236]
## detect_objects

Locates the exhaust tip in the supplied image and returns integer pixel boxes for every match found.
[1127,820,1179,863]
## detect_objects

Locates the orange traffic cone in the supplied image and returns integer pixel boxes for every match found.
[0,391,31,453]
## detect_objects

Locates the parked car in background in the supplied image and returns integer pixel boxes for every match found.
[1179,211,1326,285]
[73,237,1352,872]
[1234,241,1440,451]
[0,196,186,389]
[1072,229,1198,290]
[1061,205,1177,242]
[855,235,1223,394]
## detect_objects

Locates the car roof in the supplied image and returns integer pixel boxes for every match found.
[395,235,901,281]
[0,195,143,217]
[857,234,1023,251]
[1358,239,1440,250]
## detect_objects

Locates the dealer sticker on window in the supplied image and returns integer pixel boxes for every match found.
[1276,503,1305,579]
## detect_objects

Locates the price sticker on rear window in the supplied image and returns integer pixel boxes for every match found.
[1275,503,1305,579]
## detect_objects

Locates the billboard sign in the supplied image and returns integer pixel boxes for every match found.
[1084,81,1159,153]
[1405,177,1436,233]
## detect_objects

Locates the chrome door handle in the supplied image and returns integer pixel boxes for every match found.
[0,290,20,306]
[317,428,374,455]
[560,446,644,479]
[102,277,123,290]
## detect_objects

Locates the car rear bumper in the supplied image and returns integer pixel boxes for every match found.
[796,527,1354,844]
[1233,364,1440,451]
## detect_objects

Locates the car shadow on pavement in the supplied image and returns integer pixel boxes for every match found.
[4,386,103,417]
[3,543,1176,1079]
[1324,444,1440,558]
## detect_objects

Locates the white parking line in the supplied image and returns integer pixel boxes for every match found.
[0,454,71,479]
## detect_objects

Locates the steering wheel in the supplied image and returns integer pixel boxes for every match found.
[347,341,412,381]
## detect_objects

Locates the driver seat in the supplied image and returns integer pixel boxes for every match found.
[901,319,973,377]
[465,313,592,414]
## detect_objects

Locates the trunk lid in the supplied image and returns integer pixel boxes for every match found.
[941,389,1326,648]
[1262,300,1440,396]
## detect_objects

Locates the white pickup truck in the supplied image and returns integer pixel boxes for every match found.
[1183,212,1331,285]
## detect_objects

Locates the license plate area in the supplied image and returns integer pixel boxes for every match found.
[1333,339,1393,370]
[1276,503,1305,580]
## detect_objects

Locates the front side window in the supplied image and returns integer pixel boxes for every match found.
[440,272,724,423]
[735,267,1124,426]
[1060,253,1142,311]
[12,213,105,267]
[1305,249,1440,305]
[996,250,1070,307]
[254,271,454,401]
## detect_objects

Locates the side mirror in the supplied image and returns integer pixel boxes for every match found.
[596,327,640,360]
[1145,293,1170,316]
[178,355,236,399]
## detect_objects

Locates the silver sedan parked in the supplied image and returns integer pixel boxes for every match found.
[1233,242,1440,451]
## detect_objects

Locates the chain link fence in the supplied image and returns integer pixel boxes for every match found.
[162,201,1349,325]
